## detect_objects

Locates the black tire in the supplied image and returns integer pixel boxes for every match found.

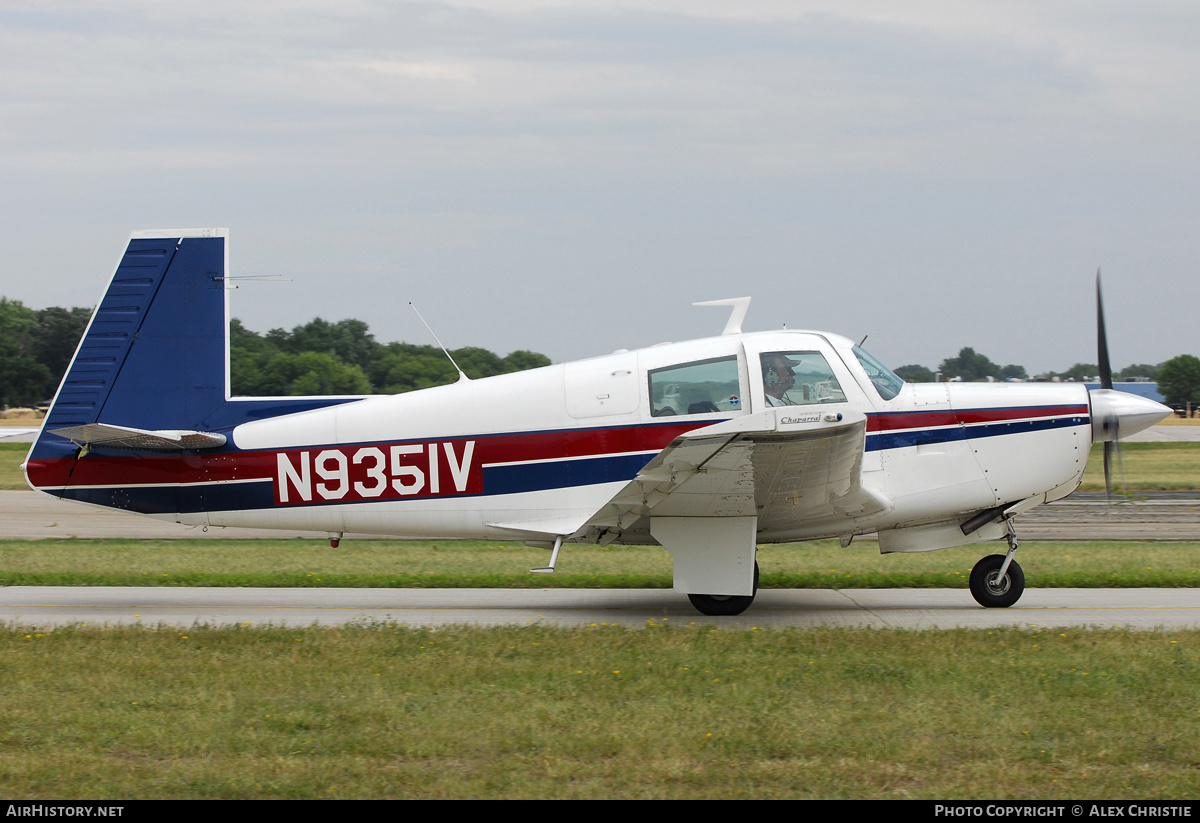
[969,554,1025,608]
[687,562,759,616]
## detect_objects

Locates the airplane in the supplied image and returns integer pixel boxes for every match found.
[21,229,1172,615]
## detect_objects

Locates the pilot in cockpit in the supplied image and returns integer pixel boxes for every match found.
[762,353,799,407]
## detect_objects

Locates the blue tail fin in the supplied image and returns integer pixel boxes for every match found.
[26,229,359,506]
[33,229,229,458]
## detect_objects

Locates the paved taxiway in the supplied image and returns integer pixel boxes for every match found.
[2,586,1197,630]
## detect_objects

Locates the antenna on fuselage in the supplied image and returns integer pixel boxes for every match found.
[409,302,470,383]
[693,296,751,335]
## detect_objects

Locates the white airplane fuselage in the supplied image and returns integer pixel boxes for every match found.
[186,329,1090,552]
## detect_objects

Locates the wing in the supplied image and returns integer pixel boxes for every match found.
[576,410,891,545]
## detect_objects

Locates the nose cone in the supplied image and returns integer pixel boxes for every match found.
[1090,388,1172,442]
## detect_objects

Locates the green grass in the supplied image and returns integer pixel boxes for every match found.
[1079,441,1200,490]
[0,625,1196,799]
[0,443,27,490]
[2,538,1197,588]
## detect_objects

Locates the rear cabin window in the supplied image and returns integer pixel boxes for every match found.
[760,351,846,406]
[649,356,742,417]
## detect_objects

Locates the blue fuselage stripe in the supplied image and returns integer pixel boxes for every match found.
[865,415,1089,452]
[47,452,658,514]
[481,452,654,496]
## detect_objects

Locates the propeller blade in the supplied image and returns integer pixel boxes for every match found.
[1096,269,1113,390]
[1090,270,1171,508]
[1103,440,1113,509]
[1116,432,1127,498]
[1098,269,1115,507]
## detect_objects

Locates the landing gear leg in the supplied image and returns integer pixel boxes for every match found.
[687,562,760,616]
[969,520,1025,608]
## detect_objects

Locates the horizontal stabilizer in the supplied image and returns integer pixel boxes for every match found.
[485,515,591,538]
[48,423,227,451]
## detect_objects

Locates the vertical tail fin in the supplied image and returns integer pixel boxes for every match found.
[30,229,230,462]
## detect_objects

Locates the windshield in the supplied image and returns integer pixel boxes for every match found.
[852,345,904,401]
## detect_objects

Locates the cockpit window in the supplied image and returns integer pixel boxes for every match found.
[649,356,741,417]
[760,351,845,406]
[852,345,904,400]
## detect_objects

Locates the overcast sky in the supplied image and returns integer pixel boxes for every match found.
[2,0,1197,375]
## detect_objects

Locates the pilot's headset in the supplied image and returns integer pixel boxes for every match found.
[764,358,782,388]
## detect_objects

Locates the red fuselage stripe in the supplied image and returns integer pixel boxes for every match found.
[865,405,1088,433]
[25,421,706,489]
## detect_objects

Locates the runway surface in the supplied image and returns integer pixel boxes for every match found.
[2,586,1197,630]
[1126,424,1200,442]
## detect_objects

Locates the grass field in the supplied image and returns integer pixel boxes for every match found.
[1,625,1196,799]
[1079,442,1200,491]
[0,443,28,490]
[1,538,1197,589]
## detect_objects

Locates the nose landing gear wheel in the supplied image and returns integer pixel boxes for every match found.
[687,562,759,616]
[969,554,1025,608]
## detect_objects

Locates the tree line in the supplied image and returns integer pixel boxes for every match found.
[0,299,550,408]
[229,317,550,396]
[0,299,92,409]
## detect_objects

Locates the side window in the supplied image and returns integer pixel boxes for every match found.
[649,356,742,417]
[760,351,846,406]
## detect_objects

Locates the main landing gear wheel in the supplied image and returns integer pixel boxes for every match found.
[969,554,1025,608]
[687,563,759,616]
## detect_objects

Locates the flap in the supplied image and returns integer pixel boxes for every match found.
[578,412,889,544]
